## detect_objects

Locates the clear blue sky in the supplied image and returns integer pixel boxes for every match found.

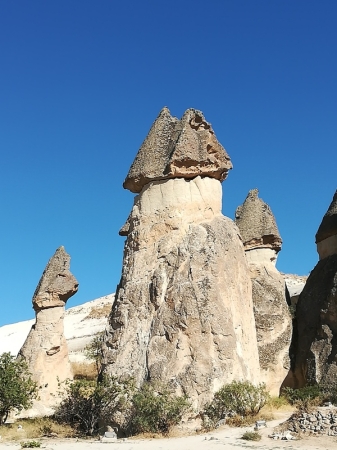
[1,1,336,326]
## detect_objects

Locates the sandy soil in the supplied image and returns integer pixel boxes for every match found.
[1,414,336,450]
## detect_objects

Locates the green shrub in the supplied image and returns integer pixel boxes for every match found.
[266,395,290,409]
[203,381,269,429]
[55,375,134,436]
[0,353,38,425]
[241,431,261,441]
[282,386,322,410]
[130,381,190,435]
[21,441,41,448]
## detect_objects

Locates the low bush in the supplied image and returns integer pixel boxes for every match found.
[202,381,269,429]
[55,375,134,436]
[20,441,41,448]
[241,431,261,441]
[266,395,290,409]
[129,382,190,435]
[282,386,322,410]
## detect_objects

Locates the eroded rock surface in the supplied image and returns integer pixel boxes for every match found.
[123,107,233,193]
[19,246,78,412]
[235,189,292,394]
[293,190,337,387]
[103,108,260,409]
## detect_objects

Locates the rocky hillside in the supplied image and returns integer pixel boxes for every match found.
[0,294,114,362]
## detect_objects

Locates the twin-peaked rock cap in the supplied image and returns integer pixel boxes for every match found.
[123,107,233,193]
[235,189,282,252]
[316,190,337,244]
[32,246,79,311]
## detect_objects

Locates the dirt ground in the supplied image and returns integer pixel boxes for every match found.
[1,413,336,450]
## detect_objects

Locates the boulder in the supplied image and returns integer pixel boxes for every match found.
[102,108,260,409]
[18,246,78,412]
[293,190,337,387]
[235,190,292,394]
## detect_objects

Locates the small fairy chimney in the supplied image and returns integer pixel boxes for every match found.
[19,246,78,413]
[316,190,337,259]
[235,189,292,395]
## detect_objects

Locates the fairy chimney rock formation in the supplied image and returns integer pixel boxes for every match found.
[103,107,260,409]
[316,190,337,259]
[19,246,78,413]
[293,190,337,387]
[123,107,233,193]
[235,190,291,395]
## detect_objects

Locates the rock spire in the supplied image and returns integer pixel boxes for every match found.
[102,107,260,410]
[235,190,292,394]
[291,189,337,387]
[19,246,78,414]
[123,107,233,193]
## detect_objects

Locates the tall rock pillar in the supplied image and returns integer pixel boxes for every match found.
[293,190,337,387]
[19,246,78,413]
[102,107,260,409]
[235,189,292,394]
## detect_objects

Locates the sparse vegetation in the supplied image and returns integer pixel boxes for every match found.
[20,441,41,448]
[241,431,261,441]
[202,381,269,429]
[55,375,134,436]
[0,352,38,425]
[71,361,97,381]
[84,332,105,375]
[85,304,111,320]
[282,385,322,411]
[129,381,190,435]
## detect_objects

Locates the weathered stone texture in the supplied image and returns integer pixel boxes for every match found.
[104,149,260,408]
[235,189,282,253]
[19,246,78,412]
[123,107,232,193]
[236,190,291,394]
[293,255,337,387]
[316,190,337,244]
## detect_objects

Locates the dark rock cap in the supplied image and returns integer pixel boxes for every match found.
[33,246,79,311]
[123,107,233,193]
[235,189,282,252]
[315,190,337,244]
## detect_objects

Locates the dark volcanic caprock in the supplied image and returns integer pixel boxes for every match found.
[123,107,233,193]
[235,189,282,253]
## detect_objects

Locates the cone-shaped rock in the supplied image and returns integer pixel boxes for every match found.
[235,189,292,395]
[123,107,233,193]
[316,190,337,259]
[102,108,260,410]
[19,246,78,414]
[292,190,337,387]
[235,188,282,253]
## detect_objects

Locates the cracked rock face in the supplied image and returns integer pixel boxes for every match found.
[123,107,233,193]
[293,190,337,387]
[19,246,78,411]
[103,108,260,409]
[236,190,292,395]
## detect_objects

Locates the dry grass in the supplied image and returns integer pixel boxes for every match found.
[84,304,111,320]
[71,361,97,380]
[0,417,75,442]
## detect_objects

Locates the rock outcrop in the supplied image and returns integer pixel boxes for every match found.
[19,246,78,413]
[292,190,337,387]
[235,189,292,394]
[103,107,260,409]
